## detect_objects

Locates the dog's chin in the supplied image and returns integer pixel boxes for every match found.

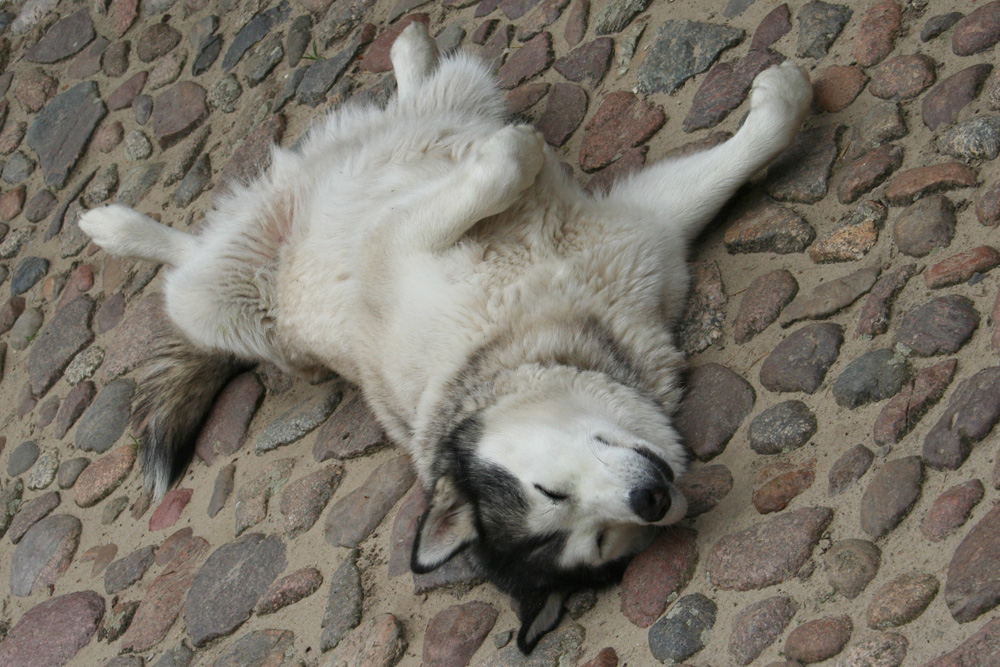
[650,486,688,527]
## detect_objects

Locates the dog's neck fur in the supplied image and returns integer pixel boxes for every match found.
[410,311,663,483]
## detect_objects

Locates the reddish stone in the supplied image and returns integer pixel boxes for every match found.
[100,295,164,382]
[620,527,698,627]
[873,358,957,446]
[471,19,498,45]
[0,591,105,667]
[779,266,880,327]
[359,14,429,74]
[579,91,664,172]
[120,535,210,652]
[977,180,1000,226]
[707,507,833,591]
[313,391,386,461]
[922,479,984,542]
[422,601,499,667]
[497,31,553,88]
[0,183,25,222]
[150,81,208,149]
[765,124,842,203]
[675,464,733,517]
[580,647,618,667]
[564,0,588,46]
[481,23,513,69]
[925,617,1000,666]
[867,572,940,628]
[728,595,797,665]
[947,503,1000,622]
[860,456,923,539]
[837,144,902,204]
[256,567,323,615]
[897,295,980,358]
[149,488,193,531]
[733,269,798,344]
[0,296,26,335]
[809,201,885,263]
[813,65,868,113]
[857,263,918,336]
[553,37,612,87]
[501,0,541,20]
[925,246,1000,288]
[683,49,785,132]
[885,163,977,205]
[15,67,57,113]
[674,363,755,461]
[750,4,792,51]
[952,1,1000,56]
[110,0,138,36]
[195,372,264,464]
[93,120,124,153]
[156,527,194,566]
[829,445,875,495]
[74,445,137,508]
[853,0,902,66]
[923,64,993,130]
[57,264,95,308]
[783,615,852,663]
[993,287,1000,354]
[516,0,571,41]
[506,82,549,113]
[107,71,148,111]
[752,460,816,515]
[535,82,587,146]
[869,54,937,100]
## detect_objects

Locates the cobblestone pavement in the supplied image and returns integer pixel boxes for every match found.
[1,0,1000,664]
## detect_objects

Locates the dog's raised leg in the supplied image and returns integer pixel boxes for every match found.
[79,203,200,266]
[391,21,440,102]
[611,61,813,243]
[387,124,546,253]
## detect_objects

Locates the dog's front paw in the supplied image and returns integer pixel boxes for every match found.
[749,61,813,125]
[78,204,142,254]
[474,124,546,196]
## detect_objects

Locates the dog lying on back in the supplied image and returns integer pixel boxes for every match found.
[79,22,812,653]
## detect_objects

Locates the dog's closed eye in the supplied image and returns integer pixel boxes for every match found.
[534,484,569,502]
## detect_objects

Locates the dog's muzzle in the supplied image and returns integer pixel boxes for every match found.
[629,483,671,522]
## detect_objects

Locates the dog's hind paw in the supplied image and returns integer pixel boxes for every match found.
[78,204,146,255]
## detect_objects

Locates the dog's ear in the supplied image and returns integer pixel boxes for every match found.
[411,476,478,573]
[514,588,567,654]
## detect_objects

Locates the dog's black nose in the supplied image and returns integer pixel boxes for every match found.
[629,484,671,523]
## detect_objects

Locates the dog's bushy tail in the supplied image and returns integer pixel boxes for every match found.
[133,325,248,500]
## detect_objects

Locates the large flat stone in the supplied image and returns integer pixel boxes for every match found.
[25,82,106,189]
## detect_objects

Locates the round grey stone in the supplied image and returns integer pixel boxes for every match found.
[833,348,912,409]
[2,151,36,184]
[57,457,90,489]
[9,307,43,350]
[8,441,40,476]
[124,130,153,161]
[748,400,818,454]
[74,378,135,453]
[11,257,49,296]
[648,593,717,663]
[208,74,243,113]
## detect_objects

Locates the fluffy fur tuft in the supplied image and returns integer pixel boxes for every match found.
[132,323,248,499]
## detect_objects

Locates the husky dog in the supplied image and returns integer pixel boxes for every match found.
[79,22,812,653]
